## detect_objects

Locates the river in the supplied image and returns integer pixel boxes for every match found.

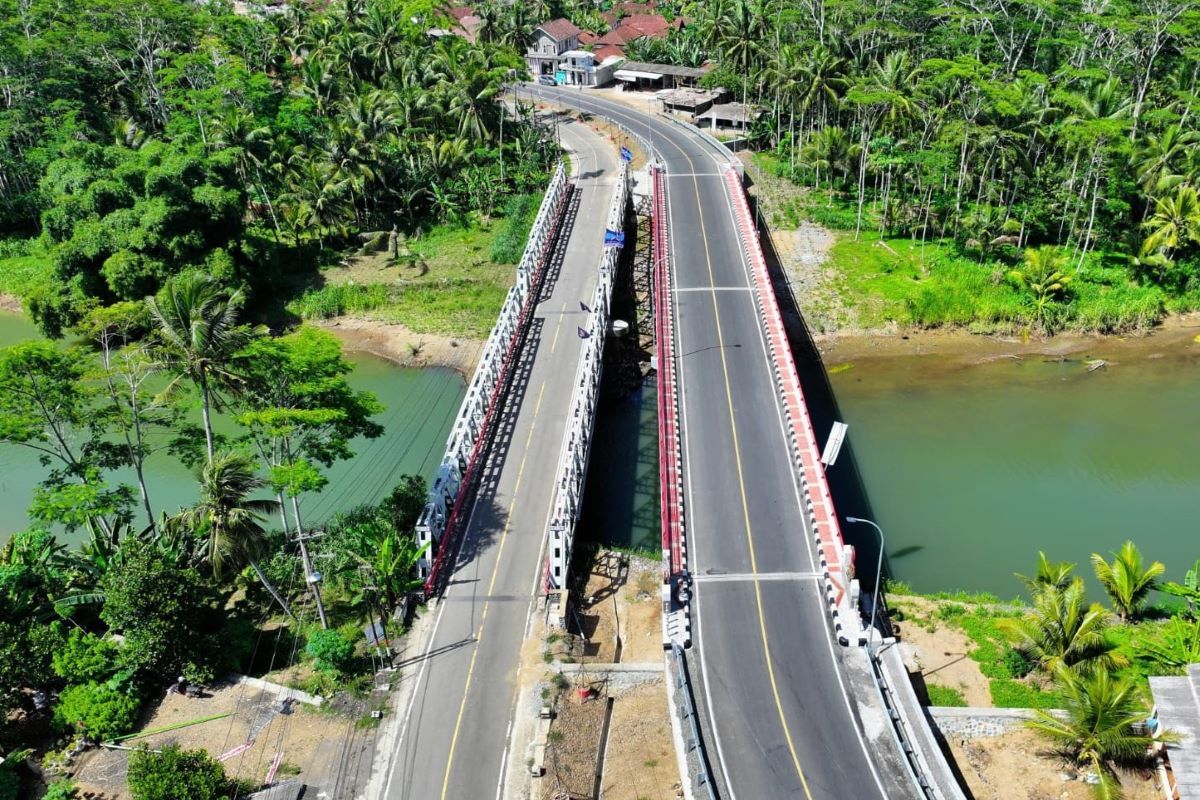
[0,311,465,544]
[823,326,1200,599]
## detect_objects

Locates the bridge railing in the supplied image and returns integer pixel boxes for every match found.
[417,162,571,595]
[544,161,631,598]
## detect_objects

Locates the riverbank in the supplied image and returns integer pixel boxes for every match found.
[818,310,1200,367]
[316,317,484,377]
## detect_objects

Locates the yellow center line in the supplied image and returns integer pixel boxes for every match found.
[682,154,815,798]
[439,379,546,800]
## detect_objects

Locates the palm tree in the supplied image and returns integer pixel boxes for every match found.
[1005,578,1126,677]
[181,452,293,619]
[1009,246,1072,332]
[1140,185,1200,260]
[146,274,259,462]
[1016,552,1077,594]
[1027,665,1156,800]
[1091,541,1165,622]
[1132,124,1199,194]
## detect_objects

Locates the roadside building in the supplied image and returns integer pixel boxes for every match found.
[559,50,620,87]
[525,18,583,82]
[1150,664,1200,798]
[612,60,707,91]
[658,86,731,118]
[695,102,761,133]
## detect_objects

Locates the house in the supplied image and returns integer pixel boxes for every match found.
[612,60,708,90]
[525,18,582,81]
[559,50,620,87]
[696,102,761,132]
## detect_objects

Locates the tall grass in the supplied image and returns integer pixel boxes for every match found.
[489,194,539,264]
[287,284,391,320]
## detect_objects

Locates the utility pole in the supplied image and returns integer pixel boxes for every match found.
[295,528,329,629]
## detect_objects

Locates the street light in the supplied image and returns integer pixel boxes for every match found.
[845,516,885,652]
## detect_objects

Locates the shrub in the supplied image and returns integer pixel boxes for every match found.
[53,681,141,741]
[925,684,968,707]
[1002,647,1034,679]
[935,603,967,621]
[127,744,236,800]
[52,630,121,685]
[43,780,78,800]
[489,194,538,264]
[989,678,1061,708]
[0,763,18,800]
[305,629,355,674]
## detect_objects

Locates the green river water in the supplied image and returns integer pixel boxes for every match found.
[826,333,1200,599]
[0,311,465,544]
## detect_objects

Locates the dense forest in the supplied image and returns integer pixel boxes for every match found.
[624,0,1200,330]
[0,0,556,338]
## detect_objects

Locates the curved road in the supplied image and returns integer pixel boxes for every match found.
[531,86,921,800]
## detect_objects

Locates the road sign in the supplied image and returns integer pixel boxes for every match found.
[620,146,633,162]
[821,421,848,466]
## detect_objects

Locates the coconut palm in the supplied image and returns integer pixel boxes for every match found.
[181,452,293,618]
[1009,246,1072,332]
[1140,185,1200,260]
[1005,578,1126,676]
[1027,665,1156,800]
[1091,541,1165,622]
[1016,552,1077,594]
[146,274,259,462]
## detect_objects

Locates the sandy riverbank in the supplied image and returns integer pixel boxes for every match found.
[0,293,22,313]
[315,316,484,377]
[816,311,1200,368]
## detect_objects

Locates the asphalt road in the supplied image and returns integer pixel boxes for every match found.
[377,118,619,800]
[530,86,919,800]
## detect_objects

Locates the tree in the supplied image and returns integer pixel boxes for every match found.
[146,273,260,462]
[1016,552,1077,594]
[127,744,237,800]
[1161,559,1200,619]
[1006,578,1126,677]
[1091,541,1165,622]
[305,628,355,674]
[1009,246,1072,333]
[179,451,293,619]
[1141,185,1200,260]
[1027,665,1156,800]
[99,539,217,679]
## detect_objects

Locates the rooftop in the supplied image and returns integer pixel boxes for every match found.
[614,60,707,80]
[1152,664,1200,798]
[537,18,582,41]
[698,102,761,124]
[658,87,727,108]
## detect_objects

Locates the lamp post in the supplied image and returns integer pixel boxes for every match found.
[845,516,885,653]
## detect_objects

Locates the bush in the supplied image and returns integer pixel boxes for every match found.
[489,194,539,264]
[989,678,1061,708]
[53,682,141,741]
[0,763,18,800]
[53,630,121,685]
[127,744,236,800]
[305,629,355,674]
[43,780,78,800]
[1002,647,1034,679]
[925,684,968,707]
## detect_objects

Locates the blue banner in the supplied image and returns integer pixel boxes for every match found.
[620,146,633,162]
[604,229,625,247]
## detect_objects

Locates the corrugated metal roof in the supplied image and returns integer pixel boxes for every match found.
[613,60,706,79]
[1151,664,1200,798]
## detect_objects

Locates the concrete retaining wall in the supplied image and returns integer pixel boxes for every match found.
[928,706,1064,739]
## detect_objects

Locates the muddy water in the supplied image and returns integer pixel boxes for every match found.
[0,311,465,544]
[822,322,1200,598]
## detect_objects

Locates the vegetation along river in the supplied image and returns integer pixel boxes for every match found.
[824,324,1200,599]
[0,310,466,545]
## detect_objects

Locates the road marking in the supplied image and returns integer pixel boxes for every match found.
[692,571,822,583]
[714,165,892,799]
[674,286,753,293]
[439,380,546,800]
[685,154,816,800]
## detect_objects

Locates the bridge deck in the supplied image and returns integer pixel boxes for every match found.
[535,86,923,800]
[374,118,619,800]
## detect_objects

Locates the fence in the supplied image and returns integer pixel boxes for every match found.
[417,163,571,595]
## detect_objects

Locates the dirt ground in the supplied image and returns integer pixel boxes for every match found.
[949,728,1160,800]
[890,595,993,706]
[520,551,679,800]
[317,315,483,376]
[71,680,369,799]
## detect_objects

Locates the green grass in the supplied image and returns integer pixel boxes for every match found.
[926,684,969,707]
[826,232,1166,333]
[289,217,529,339]
[0,239,52,299]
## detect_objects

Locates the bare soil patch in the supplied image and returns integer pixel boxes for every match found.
[599,681,680,800]
[948,727,1159,800]
[316,316,483,376]
[71,681,367,799]
[889,595,992,706]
